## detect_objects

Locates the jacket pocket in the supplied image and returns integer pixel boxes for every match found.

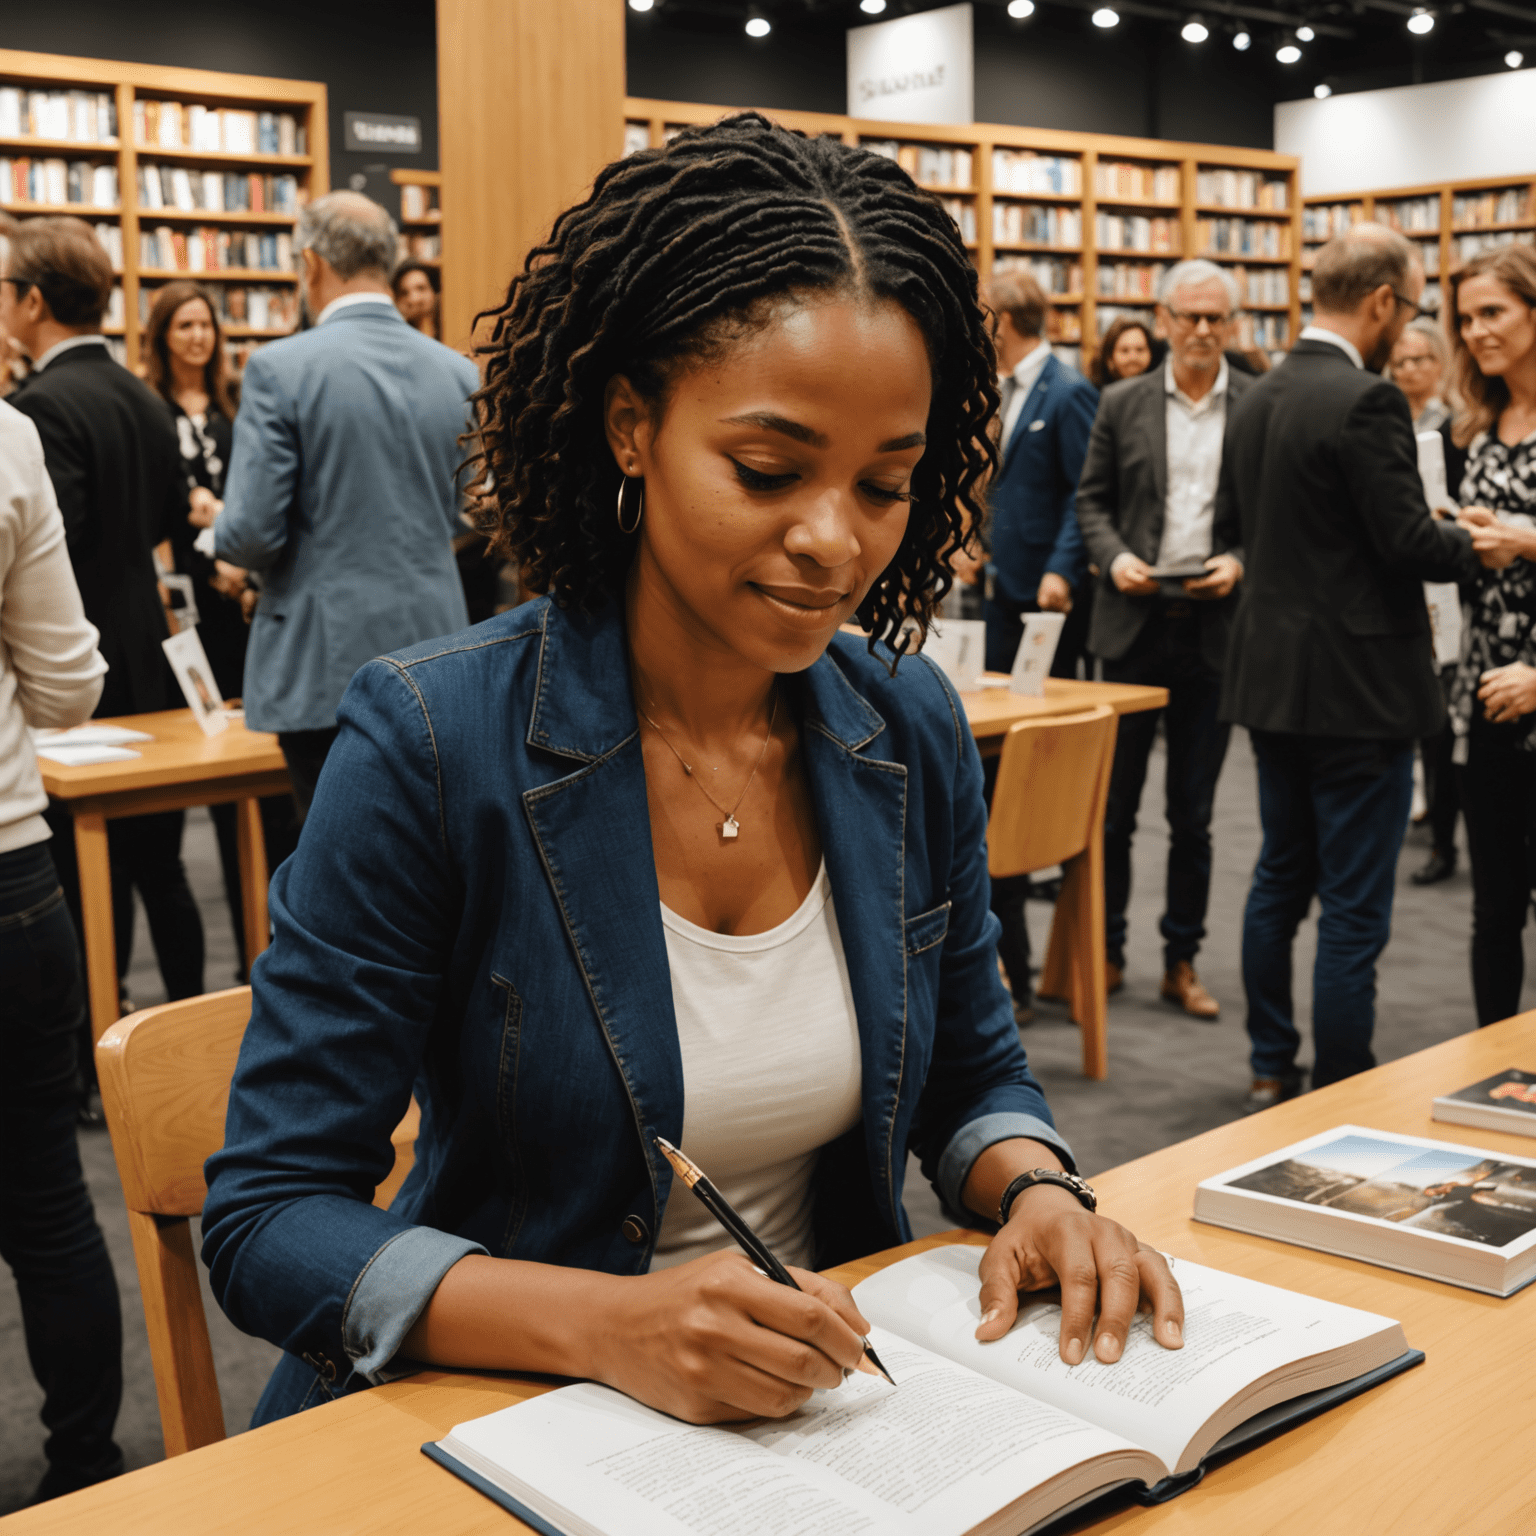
[904,901,952,956]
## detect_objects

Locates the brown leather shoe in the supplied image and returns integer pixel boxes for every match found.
[1161,961,1220,1019]
[1105,962,1124,996]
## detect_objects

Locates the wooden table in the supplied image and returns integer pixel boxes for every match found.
[962,676,1168,752]
[38,709,290,1042]
[11,1016,1535,1534]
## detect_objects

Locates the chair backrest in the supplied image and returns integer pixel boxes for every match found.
[96,986,419,1456]
[987,705,1117,878]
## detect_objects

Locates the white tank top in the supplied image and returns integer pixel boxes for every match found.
[649,860,864,1271]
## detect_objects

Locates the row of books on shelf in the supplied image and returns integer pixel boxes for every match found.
[995,254,1082,295]
[938,197,976,244]
[1453,229,1530,262]
[1096,261,1168,299]
[1195,169,1289,210]
[992,148,1080,196]
[1095,161,1179,202]
[864,140,972,189]
[1379,196,1439,233]
[994,203,1081,247]
[398,233,441,262]
[138,165,302,215]
[398,184,440,222]
[137,282,298,330]
[1410,237,1441,277]
[0,87,115,143]
[1049,308,1082,342]
[1453,188,1531,228]
[0,157,117,209]
[132,100,306,156]
[1302,203,1363,241]
[91,222,122,269]
[140,226,293,274]
[1198,218,1292,258]
[1096,213,1180,254]
[1229,264,1292,306]
[1235,312,1290,349]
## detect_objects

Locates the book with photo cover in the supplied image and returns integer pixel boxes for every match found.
[1194,1125,1536,1296]
[1433,1069,1536,1139]
[423,1245,1418,1536]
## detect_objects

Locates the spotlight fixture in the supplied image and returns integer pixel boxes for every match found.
[627,0,654,10]
[745,14,771,36]
[860,0,887,12]
[1507,49,1525,68]
[1232,29,1251,49]
[1296,24,1315,41]
[1407,8,1435,33]
[1276,36,1302,63]
[1007,0,1036,16]
[1181,15,1209,43]
[1091,7,1120,27]
[1314,82,1332,98]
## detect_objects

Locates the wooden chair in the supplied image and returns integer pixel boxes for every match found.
[95,987,419,1456]
[988,704,1118,1080]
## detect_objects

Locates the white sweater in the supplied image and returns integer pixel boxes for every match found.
[0,398,106,853]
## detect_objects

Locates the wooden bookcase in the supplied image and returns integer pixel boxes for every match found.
[390,166,443,333]
[624,98,1302,367]
[1302,171,1536,324]
[0,48,326,373]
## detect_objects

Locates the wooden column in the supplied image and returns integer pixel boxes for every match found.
[437,0,625,351]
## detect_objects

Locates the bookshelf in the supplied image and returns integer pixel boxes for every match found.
[623,98,1302,367]
[0,49,326,373]
[1302,172,1536,324]
[390,166,442,336]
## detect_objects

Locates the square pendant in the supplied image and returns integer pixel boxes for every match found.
[720,816,740,840]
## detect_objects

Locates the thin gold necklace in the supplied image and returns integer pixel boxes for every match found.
[638,689,778,841]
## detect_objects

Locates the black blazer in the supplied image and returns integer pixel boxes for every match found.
[11,344,187,717]
[1218,338,1479,739]
[1075,364,1253,671]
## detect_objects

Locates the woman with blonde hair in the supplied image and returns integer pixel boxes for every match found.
[1390,314,1455,432]
[1445,243,1536,1022]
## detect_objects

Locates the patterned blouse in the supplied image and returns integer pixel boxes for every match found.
[1449,428,1536,754]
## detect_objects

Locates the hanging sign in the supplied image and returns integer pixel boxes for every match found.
[847,2,974,125]
[344,112,422,154]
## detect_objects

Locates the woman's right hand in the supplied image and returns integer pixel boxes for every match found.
[1459,505,1532,570]
[587,1251,873,1424]
[188,486,222,528]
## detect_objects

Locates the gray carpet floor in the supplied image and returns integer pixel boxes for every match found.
[2,728,1526,1513]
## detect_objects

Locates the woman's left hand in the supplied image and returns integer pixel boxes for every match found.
[1479,663,1536,724]
[973,1183,1184,1364]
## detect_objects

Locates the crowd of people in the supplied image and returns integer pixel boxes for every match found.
[1,118,1534,1501]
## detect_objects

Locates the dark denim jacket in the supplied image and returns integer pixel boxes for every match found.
[201,597,1070,1401]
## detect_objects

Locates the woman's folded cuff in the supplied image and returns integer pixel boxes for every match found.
[341,1226,488,1383]
[937,1112,1078,1220]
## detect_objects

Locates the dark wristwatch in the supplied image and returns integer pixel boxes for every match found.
[998,1168,1097,1225]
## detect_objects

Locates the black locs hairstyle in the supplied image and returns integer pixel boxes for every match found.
[469,112,999,652]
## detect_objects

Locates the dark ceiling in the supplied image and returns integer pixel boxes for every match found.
[632,0,1536,99]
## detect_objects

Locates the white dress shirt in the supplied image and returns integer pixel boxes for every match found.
[1298,324,1364,370]
[315,291,397,325]
[999,338,1053,450]
[30,332,108,372]
[1155,358,1230,572]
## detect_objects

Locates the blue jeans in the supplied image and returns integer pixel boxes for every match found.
[1242,732,1414,1088]
[1102,607,1231,971]
[0,842,123,1481]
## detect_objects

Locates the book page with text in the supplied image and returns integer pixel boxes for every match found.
[853,1246,1402,1474]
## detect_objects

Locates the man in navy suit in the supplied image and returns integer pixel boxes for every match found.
[981,271,1098,1022]
[981,270,1099,678]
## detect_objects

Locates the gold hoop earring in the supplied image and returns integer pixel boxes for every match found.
[616,475,644,535]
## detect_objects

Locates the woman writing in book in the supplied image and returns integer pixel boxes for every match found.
[203,115,1184,1427]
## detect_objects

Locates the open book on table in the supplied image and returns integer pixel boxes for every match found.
[424,1244,1418,1536]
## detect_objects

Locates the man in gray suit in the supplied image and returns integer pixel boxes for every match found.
[207,192,476,815]
[1075,259,1251,1019]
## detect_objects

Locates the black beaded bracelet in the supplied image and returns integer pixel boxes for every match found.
[998,1168,1098,1226]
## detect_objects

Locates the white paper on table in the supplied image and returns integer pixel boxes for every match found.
[922,617,987,691]
[33,743,141,765]
[162,627,228,737]
[1010,611,1065,696]
[31,725,154,746]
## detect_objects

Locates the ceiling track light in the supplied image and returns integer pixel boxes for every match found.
[1007,0,1036,17]
[1314,81,1332,98]
[1091,7,1120,27]
[1507,49,1525,69]
[1295,24,1315,41]
[1275,35,1302,63]
[745,13,771,37]
[1181,14,1210,42]
[627,0,654,11]
[1407,7,1435,34]
[859,0,887,13]
[1232,28,1251,49]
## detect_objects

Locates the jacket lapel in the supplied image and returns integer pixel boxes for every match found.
[519,604,684,1217]
[795,655,910,1234]
[1146,365,1169,518]
[1001,351,1058,476]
